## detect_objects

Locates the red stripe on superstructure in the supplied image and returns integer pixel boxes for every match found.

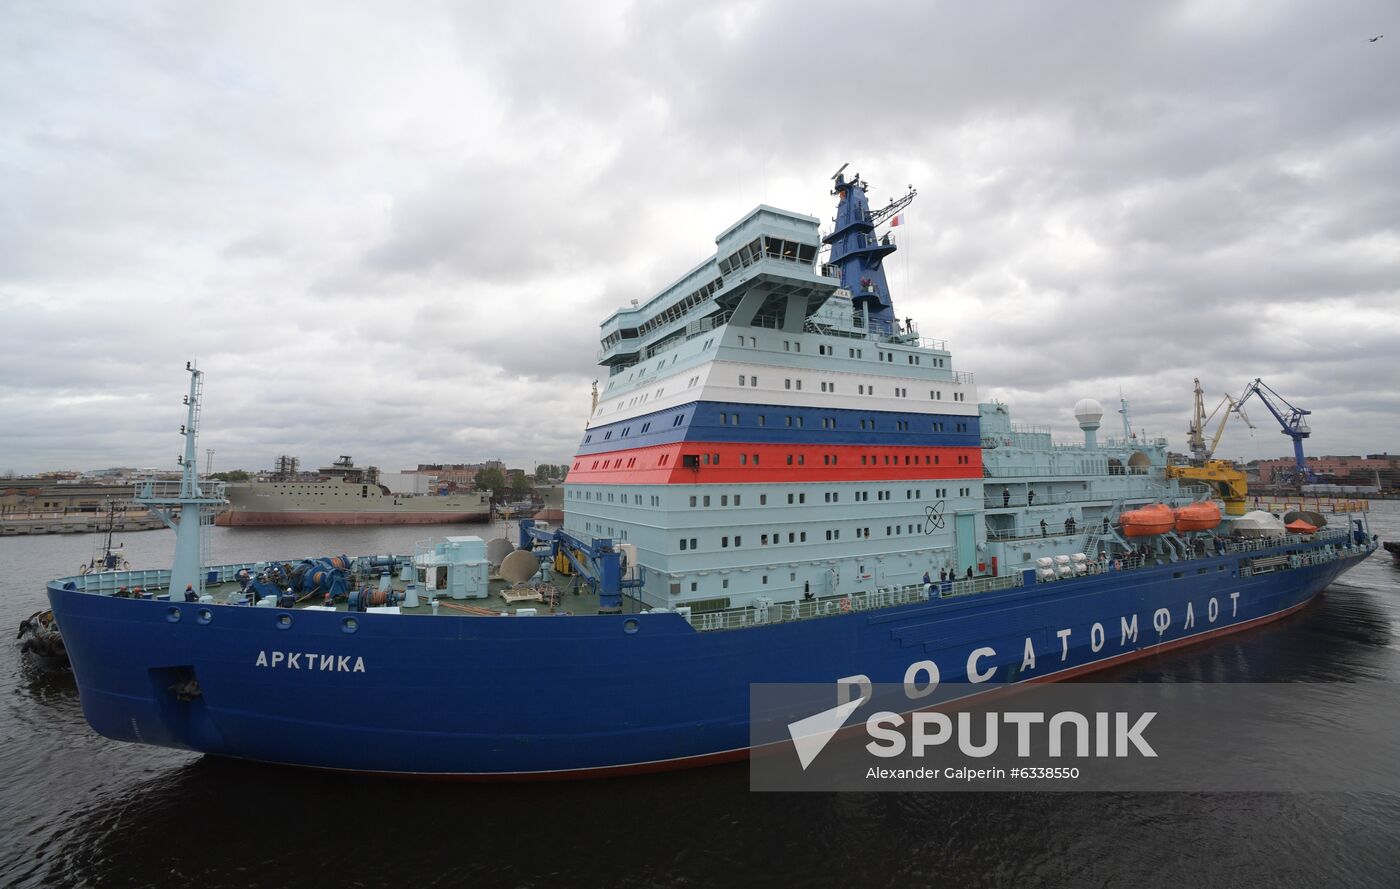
[565,442,982,485]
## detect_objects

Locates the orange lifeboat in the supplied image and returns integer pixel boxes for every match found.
[1120,504,1175,538]
[1173,502,1222,532]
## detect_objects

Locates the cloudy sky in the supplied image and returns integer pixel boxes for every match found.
[2,0,1396,475]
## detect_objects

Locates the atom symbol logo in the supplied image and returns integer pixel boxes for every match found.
[924,501,946,534]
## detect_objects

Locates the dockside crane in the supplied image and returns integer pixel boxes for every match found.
[1186,377,1252,464]
[1168,378,1255,514]
[1236,378,1315,485]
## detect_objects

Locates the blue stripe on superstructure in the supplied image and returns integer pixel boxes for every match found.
[576,401,981,456]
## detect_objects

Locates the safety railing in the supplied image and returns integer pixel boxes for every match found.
[690,573,1025,632]
[52,561,268,596]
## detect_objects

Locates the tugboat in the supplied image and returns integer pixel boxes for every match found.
[16,609,66,670]
[45,171,1377,778]
[18,501,129,670]
[77,500,131,575]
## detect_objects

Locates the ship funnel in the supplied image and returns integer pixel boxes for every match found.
[1074,398,1104,450]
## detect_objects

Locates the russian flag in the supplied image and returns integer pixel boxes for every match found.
[889,213,905,227]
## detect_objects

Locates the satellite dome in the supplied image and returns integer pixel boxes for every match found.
[1073,398,1104,426]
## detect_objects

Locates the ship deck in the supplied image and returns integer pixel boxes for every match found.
[197,567,644,617]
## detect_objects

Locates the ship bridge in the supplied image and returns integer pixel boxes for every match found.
[599,206,840,371]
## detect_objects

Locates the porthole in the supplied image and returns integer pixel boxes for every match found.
[196,608,213,625]
[623,618,640,635]
[342,617,359,634]
[166,606,182,623]
[276,614,293,629]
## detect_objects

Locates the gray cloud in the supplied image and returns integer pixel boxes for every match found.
[1,0,1397,475]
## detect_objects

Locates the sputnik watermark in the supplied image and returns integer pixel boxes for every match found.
[788,689,1155,769]
[863,710,1156,759]
[756,682,1400,792]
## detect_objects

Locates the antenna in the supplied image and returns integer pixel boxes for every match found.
[831,162,849,180]
[205,448,215,477]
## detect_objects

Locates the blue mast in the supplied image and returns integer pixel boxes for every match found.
[822,165,915,335]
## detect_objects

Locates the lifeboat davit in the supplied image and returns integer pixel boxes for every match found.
[1120,503,1175,538]
[1173,502,1222,532]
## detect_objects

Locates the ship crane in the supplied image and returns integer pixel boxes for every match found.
[1236,378,1315,485]
[868,186,917,228]
[1187,377,1253,463]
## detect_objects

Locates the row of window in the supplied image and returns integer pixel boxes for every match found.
[574,448,975,473]
[574,445,980,473]
[578,491,666,504]
[582,521,630,541]
[718,236,819,276]
[633,279,724,340]
[737,374,965,401]
[568,485,971,506]
[609,331,951,404]
[678,521,937,552]
[585,410,971,447]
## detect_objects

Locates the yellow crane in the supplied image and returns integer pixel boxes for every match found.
[1166,378,1255,514]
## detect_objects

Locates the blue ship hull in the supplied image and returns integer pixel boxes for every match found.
[46,543,1364,778]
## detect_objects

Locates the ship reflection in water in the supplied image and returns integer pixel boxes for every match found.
[24,568,1400,888]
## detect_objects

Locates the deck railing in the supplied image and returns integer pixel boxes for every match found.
[690,573,1024,632]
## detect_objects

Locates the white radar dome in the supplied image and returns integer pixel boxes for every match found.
[1073,398,1105,426]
